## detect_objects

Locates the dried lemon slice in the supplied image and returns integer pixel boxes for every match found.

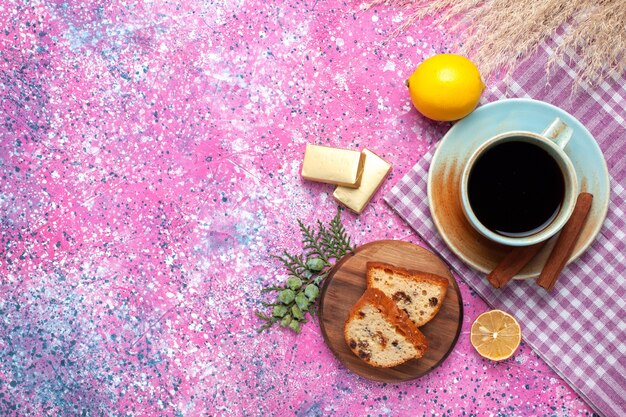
[470,309,521,361]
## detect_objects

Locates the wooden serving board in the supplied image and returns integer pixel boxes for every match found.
[318,240,463,382]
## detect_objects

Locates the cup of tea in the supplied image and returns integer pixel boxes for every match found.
[459,118,578,247]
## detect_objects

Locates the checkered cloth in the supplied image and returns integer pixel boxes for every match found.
[385,45,626,417]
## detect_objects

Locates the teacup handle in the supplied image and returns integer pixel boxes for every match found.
[541,117,572,149]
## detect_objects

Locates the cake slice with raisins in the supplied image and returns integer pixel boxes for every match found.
[344,288,428,367]
[367,262,449,328]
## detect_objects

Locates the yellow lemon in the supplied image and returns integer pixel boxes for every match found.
[470,309,521,361]
[406,54,485,121]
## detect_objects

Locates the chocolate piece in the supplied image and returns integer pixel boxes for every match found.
[333,148,392,214]
[301,144,365,188]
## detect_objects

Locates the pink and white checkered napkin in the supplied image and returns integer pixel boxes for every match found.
[385,47,626,416]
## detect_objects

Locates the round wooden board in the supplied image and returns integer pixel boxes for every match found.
[318,240,463,382]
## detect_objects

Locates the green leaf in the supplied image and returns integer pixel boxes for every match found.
[257,319,277,333]
[261,285,285,293]
[295,292,310,310]
[306,258,325,272]
[280,315,292,327]
[255,311,271,321]
[272,305,289,318]
[291,305,304,320]
[278,289,296,304]
[286,275,303,290]
[288,319,301,333]
[304,284,320,300]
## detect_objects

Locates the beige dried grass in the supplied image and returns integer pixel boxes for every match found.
[363,0,626,86]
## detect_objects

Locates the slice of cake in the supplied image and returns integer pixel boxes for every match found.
[367,262,449,327]
[344,288,428,368]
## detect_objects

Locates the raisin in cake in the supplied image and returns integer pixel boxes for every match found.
[344,288,428,367]
[367,262,449,327]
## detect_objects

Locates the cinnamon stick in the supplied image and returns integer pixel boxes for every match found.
[537,192,594,291]
[487,241,547,288]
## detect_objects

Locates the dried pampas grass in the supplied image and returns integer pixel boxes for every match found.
[363,0,626,86]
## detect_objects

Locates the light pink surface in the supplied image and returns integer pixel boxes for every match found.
[0,0,596,415]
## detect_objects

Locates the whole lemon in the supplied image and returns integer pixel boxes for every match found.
[406,54,485,121]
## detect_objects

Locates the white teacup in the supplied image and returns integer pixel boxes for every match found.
[460,118,578,247]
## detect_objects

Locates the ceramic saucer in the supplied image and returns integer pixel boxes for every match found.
[427,98,610,279]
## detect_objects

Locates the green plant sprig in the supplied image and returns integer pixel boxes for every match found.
[256,208,355,333]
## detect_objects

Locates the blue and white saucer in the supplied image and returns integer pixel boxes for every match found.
[427,98,610,279]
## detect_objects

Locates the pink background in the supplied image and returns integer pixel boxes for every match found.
[0,0,596,415]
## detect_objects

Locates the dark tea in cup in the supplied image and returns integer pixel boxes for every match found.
[460,118,578,247]
[467,140,565,237]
